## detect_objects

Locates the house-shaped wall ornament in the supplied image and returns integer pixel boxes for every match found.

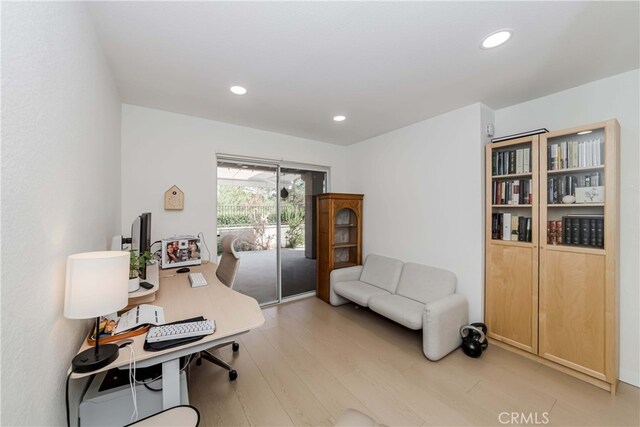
[164,185,184,210]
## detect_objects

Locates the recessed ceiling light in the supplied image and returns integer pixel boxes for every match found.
[230,86,247,95]
[333,115,346,122]
[481,30,512,49]
[577,130,593,135]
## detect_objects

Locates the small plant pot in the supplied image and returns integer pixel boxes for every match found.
[128,277,140,293]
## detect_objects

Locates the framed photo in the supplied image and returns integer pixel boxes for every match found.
[575,186,604,203]
[161,236,202,269]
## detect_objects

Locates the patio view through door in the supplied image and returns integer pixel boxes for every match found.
[216,158,327,306]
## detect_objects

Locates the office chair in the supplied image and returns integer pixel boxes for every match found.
[195,234,241,380]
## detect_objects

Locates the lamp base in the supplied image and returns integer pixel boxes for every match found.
[72,344,119,373]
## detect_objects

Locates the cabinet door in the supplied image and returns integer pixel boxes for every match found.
[486,243,538,353]
[539,248,607,380]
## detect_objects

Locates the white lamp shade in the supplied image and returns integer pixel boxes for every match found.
[64,251,129,319]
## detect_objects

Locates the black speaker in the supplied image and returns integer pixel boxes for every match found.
[460,322,488,358]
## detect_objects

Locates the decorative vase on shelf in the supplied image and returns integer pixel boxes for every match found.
[128,276,140,293]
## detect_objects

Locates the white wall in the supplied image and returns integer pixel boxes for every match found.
[346,104,492,322]
[495,69,640,387]
[120,105,349,248]
[1,3,122,425]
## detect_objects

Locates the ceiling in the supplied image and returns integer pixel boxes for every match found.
[87,2,639,146]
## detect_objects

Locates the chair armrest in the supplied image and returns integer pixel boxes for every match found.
[422,293,469,361]
[329,265,363,306]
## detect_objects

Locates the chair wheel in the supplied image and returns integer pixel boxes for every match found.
[232,342,240,352]
[229,370,238,381]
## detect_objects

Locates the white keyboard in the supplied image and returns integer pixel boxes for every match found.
[146,320,215,343]
[188,272,208,287]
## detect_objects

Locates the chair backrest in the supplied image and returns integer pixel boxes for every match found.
[216,234,240,288]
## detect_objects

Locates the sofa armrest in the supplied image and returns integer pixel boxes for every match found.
[329,266,363,306]
[422,293,469,361]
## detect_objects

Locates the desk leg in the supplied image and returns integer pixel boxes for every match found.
[161,359,180,409]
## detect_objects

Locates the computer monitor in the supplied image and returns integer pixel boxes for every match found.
[131,212,152,279]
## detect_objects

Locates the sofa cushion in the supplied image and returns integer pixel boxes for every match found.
[333,280,391,307]
[395,263,456,305]
[368,294,425,330]
[359,254,404,293]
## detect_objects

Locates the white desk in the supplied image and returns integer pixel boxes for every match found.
[72,262,265,409]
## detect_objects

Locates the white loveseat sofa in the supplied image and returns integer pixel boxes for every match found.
[330,254,468,361]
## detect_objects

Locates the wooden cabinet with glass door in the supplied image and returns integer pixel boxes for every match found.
[485,135,539,353]
[316,193,363,303]
[539,119,619,392]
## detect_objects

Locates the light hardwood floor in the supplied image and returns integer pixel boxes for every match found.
[189,297,639,426]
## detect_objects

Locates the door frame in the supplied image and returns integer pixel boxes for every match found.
[216,154,330,305]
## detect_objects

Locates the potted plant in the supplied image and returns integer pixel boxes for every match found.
[129,250,153,292]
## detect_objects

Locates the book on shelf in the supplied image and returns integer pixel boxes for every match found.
[548,137,604,171]
[502,213,512,241]
[491,213,532,242]
[554,215,604,248]
[492,147,532,176]
[492,178,532,205]
[511,215,519,241]
[547,172,603,204]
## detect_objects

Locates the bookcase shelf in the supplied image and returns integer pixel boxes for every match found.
[486,119,620,394]
[492,172,533,179]
[543,244,605,256]
[547,203,604,208]
[547,165,604,175]
[488,239,534,248]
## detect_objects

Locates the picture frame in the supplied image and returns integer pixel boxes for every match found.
[575,186,604,203]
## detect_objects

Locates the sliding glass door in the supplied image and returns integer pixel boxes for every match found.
[279,168,327,299]
[216,157,327,305]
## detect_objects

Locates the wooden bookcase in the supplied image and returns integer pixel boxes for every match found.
[316,193,363,303]
[485,135,539,353]
[539,119,619,392]
[485,119,620,393]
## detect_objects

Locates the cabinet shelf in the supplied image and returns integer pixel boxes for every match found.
[489,239,534,248]
[547,165,604,175]
[334,261,358,269]
[492,204,532,208]
[547,203,604,208]
[492,172,533,179]
[334,224,357,228]
[333,243,357,248]
[542,244,605,255]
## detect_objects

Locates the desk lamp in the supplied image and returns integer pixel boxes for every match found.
[64,251,129,373]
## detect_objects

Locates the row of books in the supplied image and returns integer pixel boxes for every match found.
[492,147,532,176]
[491,213,532,242]
[547,172,603,204]
[547,215,604,247]
[548,138,603,171]
[492,179,533,205]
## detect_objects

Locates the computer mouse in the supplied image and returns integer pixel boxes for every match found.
[177,267,190,273]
